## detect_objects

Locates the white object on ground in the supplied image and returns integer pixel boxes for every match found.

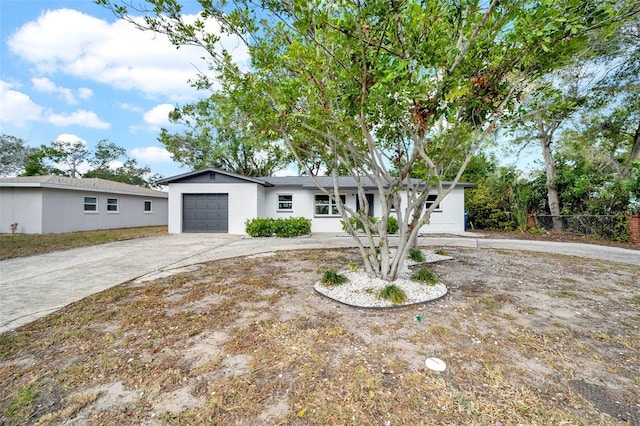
[425,357,446,372]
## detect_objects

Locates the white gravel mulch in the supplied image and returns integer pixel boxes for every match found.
[314,250,452,308]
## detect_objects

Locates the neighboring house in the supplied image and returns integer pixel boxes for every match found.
[0,176,168,234]
[157,168,474,235]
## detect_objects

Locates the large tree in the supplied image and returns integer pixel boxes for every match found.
[508,17,639,230]
[100,0,638,280]
[159,94,291,176]
[0,134,33,177]
[581,20,640,179]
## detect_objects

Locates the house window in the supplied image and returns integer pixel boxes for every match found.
[144,200,153,213]
[107,198,119,213]
[426,194,442,211]
[84,196,97,212]
[278,194,293,211]
[315,194,346,216]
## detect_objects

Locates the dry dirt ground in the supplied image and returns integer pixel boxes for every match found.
[1,246,639,425]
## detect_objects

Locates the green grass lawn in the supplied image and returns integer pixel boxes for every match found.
[0,226,167,261]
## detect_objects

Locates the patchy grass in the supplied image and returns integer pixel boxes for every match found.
[1,248,639,425]
[0,226,167,260]
[548,290,579,299]
[0,334,29,360]
[2,382,38,424]
[478,296,500,314]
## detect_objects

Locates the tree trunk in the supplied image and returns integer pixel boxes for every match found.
[622,121,640,178]
[536,112,564,232]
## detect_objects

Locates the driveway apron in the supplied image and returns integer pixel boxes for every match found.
[0,234,242,333]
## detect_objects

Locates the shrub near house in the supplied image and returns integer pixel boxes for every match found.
[246,217,311,237]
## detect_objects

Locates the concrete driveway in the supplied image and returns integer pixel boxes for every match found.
[1,233,638,333]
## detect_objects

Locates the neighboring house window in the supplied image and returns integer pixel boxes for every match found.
[426,194,442,211]
[315,194,346,216]
[278,194,293,211]
[107,198,119,213]
[84,196,97,212]
[144,200,153,213]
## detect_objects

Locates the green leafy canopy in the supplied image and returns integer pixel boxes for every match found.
[97,0,638,279]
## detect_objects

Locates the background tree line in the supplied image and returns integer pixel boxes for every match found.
[0,135,162,188]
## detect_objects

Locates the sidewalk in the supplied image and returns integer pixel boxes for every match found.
[1,233,638,333]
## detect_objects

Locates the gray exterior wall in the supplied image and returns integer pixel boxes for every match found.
[0,187,43,234]
[0,187,168,234]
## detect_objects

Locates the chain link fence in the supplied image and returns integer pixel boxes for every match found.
[533,214,628,241]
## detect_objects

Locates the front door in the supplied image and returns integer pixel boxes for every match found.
[356,194,375,217]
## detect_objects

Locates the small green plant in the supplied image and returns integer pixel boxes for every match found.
[387,216,399,234]
[434,249,448,256]
[346,260,359,271]
[378,285,407,305]
[411,267,439,285]
[321,269,348,286]
[409,249,425,262]
[527,227,546,235]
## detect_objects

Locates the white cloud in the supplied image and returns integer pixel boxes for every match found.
[54,133,87,146]
[0,80,43,126]
[143,103,175,128]
[0,80,105,130]
[31,77,77,104]
[47,110,110,129]
[8,9,249,102]
[131,146,173,163]
[31,78,92,104]
[108,160,124,170]
[120,102,143,112]
[77,87,93,100]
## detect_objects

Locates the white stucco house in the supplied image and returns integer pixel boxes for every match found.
[0,176,168,234]
[157,168,474,235]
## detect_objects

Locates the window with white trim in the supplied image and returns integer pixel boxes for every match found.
[315,194,346,216]
[107,198,119,213]
[277,194,293,211]
[426,194,442,211]
[144,200,153,213]
[84,196,97,212]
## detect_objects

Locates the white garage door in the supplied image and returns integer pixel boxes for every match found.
[182,194,229,233]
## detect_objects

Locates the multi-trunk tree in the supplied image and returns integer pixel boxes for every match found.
[100,0,638,280]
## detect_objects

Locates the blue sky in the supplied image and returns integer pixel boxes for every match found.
[0,0,250,178]
[1,1,542,180]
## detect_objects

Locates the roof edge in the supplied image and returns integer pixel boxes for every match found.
[156,168,272,186]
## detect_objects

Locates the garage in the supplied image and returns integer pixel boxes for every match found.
[182,193,228,233]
